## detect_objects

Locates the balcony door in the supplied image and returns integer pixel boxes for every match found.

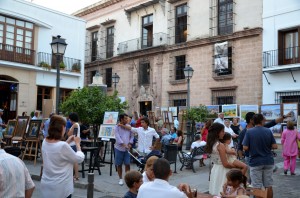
[279,28,300,65]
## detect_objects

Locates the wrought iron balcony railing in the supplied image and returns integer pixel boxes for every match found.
[37,52,81,72]
[0,43,35,65]
[263,46,300,68]
[117,32,168,54]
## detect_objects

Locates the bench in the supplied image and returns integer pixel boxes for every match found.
[178,146,206,173]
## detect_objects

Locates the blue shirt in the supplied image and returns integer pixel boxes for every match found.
[43,119,50,138]
[242,126,276,167]
[124,191,137,198]
[66,120,72,130]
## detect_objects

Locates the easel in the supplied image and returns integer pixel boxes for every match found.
[22,137,41,166]
[163,111,172,130]
[100,138,115,176]
[147,111,156,128]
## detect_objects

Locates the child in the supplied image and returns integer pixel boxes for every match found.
[124,170,143,198]
[281,121,300,175]
[220,132,247,176]
[220,169,247,197]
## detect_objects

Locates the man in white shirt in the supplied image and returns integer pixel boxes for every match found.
[137,158,192,198]
[131,117,160,156]
[224,119,238,148]
[214,112,225,125]
[0,143,35,198]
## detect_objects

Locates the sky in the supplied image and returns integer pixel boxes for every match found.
[25,0,101,15]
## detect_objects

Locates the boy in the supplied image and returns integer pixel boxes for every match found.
[124,170,143,198]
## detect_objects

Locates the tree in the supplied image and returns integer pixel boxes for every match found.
[185,105,209,123]
[60,87,128,125]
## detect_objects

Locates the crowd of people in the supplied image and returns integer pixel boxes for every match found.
[0,109,299,198]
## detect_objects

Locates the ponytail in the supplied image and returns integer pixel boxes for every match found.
[242,175,247,188]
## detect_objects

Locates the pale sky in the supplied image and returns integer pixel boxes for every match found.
[25,0,101,15]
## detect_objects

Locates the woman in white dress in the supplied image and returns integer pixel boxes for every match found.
[206,123,235,196]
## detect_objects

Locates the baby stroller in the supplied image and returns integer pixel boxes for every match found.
[128,148,162,173]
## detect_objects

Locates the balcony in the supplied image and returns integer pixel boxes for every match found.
[0,43,35,65]
[263,46,300,73]
[37,52,81,72]
[117,32,167,54]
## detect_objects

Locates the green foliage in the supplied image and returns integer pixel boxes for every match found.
[59,62,66,69]
[60,86,128,124]
[184,104,209,122]
[72,62,81,72]
[39,61,51,71]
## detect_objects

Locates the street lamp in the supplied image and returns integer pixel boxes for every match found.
[183,64,194,150]
[50,35,67,114]
[112,73,120,90]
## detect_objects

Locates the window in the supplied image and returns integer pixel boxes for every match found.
[139,62,150,85]
[275,91,300,104]
[37,86,52,112]
[105,68,112,88]
[90,70,97,84]
[106,26,114,58]
[169,92,187,107]
[211,88,236,105]
[142,14,153,48]
[218,0,233,35]
[278,28,300,65]
[175,4,187,43]
[213,41,233,77]
[0,15,34,51]
[175,55,186,80]
[60,88,72,103]
[91,31,98,61]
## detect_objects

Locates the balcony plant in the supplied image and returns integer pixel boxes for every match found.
[39,61,51,71]
[72,62,81,72]
[59,62,66,70]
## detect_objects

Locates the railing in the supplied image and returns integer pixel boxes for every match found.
[0,43,35,65]
[117,32,168,54]
[37,52,81,72]
[263,46,300,68]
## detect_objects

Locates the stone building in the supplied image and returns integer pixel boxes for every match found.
[75,0,263,116]
[0,0,85,120]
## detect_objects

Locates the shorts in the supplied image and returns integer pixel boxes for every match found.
[115,148,130,166]
[250,165,273,188]
[71,145,77,152]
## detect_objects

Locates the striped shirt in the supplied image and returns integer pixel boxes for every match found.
[0,149,35,198]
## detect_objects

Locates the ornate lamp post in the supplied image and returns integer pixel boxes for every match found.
[50,35,67,114]
[112,73,120,90]
[183,64,194,150]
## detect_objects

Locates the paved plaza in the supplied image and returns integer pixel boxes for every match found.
[24,148,300,198]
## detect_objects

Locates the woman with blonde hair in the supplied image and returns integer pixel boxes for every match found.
[142,156,159,183]
[41,115,84,198]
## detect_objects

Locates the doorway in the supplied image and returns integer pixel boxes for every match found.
[139,101,152,117]
[0,75,18,121]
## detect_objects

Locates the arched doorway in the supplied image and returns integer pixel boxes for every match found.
[0,75,18,121]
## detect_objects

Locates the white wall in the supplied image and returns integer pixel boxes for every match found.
[0,0,86,88]
[262,0,300,104]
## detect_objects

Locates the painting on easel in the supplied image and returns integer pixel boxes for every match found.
[27,119,43,138]
[13,116,30,139]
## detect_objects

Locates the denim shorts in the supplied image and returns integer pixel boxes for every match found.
[250,165,273,188]
[115,148,130,166]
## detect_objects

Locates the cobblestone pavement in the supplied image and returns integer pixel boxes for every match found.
[26,148,300,198]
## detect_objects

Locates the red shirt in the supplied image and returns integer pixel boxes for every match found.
[202,128,208,142]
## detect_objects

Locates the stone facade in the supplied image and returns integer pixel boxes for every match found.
[77,0,263,114]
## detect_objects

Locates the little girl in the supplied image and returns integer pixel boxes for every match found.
[220,169,247,197]
[220,132,247,176]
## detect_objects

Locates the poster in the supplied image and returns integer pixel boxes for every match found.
[206,105,220,114]
[98,125,115,139]
[260,104,281,120]
[103,112,118,125]
[283,103,298,122]
[222,104,237,118]
[214,41,228,72]
[239,105,259,121]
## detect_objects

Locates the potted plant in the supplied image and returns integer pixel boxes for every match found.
[59,62,66,70]
[72,62,81,72]
[39,61,51,71]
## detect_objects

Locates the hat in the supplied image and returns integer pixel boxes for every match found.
[0,109,3,112]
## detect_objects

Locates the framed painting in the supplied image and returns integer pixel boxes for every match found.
[222,104,237,118]
[98,125,115,139]
[260,104,281,121]
[169,107,178,117]
[239,105,259,121]
[27,119,43,138]
[206,105,220,114]
[163,111,173,123]
[13,116,30,139]
[283,103,298,122]
[103,112,118,125]
[4,120,17,137]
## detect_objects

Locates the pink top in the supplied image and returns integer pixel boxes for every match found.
[281,129,300,157]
